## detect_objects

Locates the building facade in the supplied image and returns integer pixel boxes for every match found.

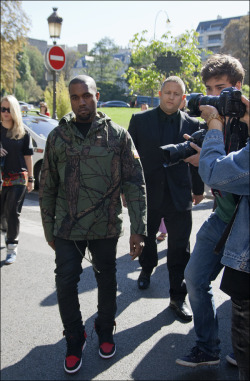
[196,15,242,59]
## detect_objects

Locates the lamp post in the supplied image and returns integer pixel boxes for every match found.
[47,7,63,119]
[153,10,170,40]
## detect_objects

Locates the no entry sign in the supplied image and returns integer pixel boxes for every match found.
[46,45,66,71]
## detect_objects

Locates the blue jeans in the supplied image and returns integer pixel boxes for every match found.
[54,237,118,333]
[184,213,226,357]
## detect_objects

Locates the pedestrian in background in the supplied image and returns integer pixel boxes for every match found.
[39,75,147,374]
[141,103,149,111]
[40,101,50,117]
[0,95,34,264]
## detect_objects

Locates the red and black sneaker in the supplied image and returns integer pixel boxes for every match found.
[95,320,116,359]
[63,328,87,374]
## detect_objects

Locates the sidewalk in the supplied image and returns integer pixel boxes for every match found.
[0,194,238,380]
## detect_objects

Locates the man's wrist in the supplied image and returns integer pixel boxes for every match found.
[206,114,224,130]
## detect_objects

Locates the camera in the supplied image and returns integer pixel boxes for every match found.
[188,87,246,118]
[160,129,207,166]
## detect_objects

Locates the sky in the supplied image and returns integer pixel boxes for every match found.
[22,1,249,51]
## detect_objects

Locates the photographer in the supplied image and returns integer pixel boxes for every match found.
[176,54,249,368]
[198,96,249,381]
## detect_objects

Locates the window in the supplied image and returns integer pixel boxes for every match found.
[208,34,221,41]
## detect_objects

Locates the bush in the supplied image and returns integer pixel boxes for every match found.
[44,72,71,119]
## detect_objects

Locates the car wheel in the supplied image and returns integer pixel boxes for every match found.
[34,161,42,190]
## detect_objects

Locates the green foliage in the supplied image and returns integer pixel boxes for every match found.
[88,37,124,83]
[242,84,249,98]
[62,49,82,81]
[15,77,43,103]
[97,82,128,102]
[26,44,46,89]
[15,44,44,102]
[222,15,249,84]
[56,73,71,119]
[44,73,71,119]
[17,48,32,82]
[1,0,30,93]
[125,30,210,98]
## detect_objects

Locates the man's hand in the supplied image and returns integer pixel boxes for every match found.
[240,95,250,128]
[199,105,219,122]
[183,133,201,167]
[129,234,145,260]
[192,194,204,205]
[48,240,56,251]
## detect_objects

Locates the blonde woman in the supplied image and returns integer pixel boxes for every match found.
[0,95,34,264]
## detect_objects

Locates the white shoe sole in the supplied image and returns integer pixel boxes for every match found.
[176,358,220,367]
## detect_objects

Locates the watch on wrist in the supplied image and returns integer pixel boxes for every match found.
[206,113,224,127]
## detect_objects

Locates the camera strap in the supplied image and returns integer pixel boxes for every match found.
[214,195,242,255]
[224,117,242,154]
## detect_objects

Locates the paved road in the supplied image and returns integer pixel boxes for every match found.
[0,192,238,380]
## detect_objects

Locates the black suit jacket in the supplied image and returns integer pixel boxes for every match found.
[128,106,204,211]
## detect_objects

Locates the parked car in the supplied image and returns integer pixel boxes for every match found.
[97,101,104,107]
[19,101,33,111]
[135,96,160,108]
[22,113,58,189]
[101,101,130,108]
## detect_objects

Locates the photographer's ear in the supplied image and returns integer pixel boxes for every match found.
[235,81,242,90]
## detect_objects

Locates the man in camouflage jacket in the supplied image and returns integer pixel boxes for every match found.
[39,75,147,374]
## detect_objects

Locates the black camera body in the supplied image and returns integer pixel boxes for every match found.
[160,129,207,166]
[188,87,246,118]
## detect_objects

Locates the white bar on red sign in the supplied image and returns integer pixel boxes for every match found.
[50,55,64,61]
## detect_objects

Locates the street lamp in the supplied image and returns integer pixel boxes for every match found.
[47,8,63,119]
[154,10,170,40]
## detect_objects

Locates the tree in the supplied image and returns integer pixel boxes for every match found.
[221,15,249,84]
[26,44,46,89]
[125,30,210,101]
[1,0,30,94]
[88,37,124,83]
[62,49,82,81]
[15,77,43,103]
[44,73,71,119]
[96,82,128,102]
[17,48,32,82]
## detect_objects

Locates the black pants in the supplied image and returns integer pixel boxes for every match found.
[139,191,192,301]
[0,185,26,244]
[231,298,250,381]
[54,237,118,332]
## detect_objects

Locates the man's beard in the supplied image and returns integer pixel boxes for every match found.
[77,113,91,122]
[76,108,96,122]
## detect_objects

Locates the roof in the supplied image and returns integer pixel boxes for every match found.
[196,16,243,32]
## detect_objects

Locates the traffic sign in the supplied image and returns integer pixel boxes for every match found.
[46,45,66,71]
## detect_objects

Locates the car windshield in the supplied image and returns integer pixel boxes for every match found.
[23,117,58,139]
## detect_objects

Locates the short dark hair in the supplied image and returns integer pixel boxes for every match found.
[201,54,245,86]
[161,76,185,93]
[68,75,97,92]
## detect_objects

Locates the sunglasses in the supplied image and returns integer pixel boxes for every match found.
[1,107,11,113]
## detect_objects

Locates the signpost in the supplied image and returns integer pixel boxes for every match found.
[45,45,65,119]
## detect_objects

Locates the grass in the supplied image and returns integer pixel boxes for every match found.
[98,107,146,130]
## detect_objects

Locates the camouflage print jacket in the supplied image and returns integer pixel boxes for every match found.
[39,111,147,242]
